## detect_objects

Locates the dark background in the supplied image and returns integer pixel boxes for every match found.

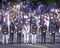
[0,0,60,4]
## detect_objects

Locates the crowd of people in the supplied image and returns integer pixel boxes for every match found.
[0,1,60,44]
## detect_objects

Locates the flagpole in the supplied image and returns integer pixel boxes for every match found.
[7,10,10,34]
[2,0,3,24]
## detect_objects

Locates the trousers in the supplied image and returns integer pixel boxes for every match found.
[24,33,29,43]
[2,34,8,44]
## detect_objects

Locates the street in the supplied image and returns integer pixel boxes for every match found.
[0,43,60,48]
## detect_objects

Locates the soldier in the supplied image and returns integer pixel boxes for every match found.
[22,21,30,43]
[31,23,37,44]
[41,22,47,44]
[49,20,56,43]
[1,22,8,44]
[17,20,23,44]
[10,22,15,44]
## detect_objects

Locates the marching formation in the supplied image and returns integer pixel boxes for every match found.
[0,1,60,44]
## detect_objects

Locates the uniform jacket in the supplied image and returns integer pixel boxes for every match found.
[31,23,37,34]
[1,24,8,34]
[49,20,56,33]
[22,24,30,34]
[10,22,15,33]
[41,25,47,33]
[17,21,23,33]
[50,24,56,33]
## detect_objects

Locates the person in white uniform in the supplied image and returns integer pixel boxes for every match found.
[22,21,30,43]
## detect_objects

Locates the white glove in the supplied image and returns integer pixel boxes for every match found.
[40,33,41,35]
[50,33,52,35]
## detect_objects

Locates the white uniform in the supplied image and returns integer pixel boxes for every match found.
[22,24,30,43]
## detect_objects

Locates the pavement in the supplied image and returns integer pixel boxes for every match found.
[0,43,60,48]
[0,44,47,48]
